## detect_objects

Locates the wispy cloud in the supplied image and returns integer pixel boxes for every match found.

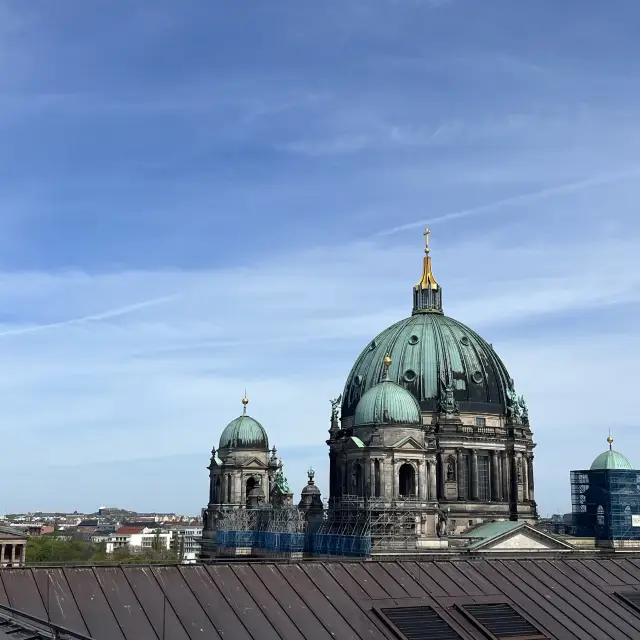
[377,166,640,235]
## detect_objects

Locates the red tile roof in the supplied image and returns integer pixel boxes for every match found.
[114,525,145,535]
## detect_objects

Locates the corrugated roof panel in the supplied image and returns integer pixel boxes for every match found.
[122,567,190,640]
[150,566,221,639]
[0,570,47,620]
[60,568,125,640]
[93,567,158,639]
[231,565,305,640]
[277,564,360,640]
[206,564,281,640]
[251,564,335,640]
[301,563,390,640]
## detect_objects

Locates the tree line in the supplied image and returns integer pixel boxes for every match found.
[25,532,182,565]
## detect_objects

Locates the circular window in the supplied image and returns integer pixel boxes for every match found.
[354,375,362,386]
[403,369,417,382]
[369,340,377,351]
[408,334,419,345]
[472,371,483,384]
[460,336,470,346]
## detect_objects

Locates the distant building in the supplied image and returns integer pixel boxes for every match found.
[571,435,640,548]
[0,526,27,568]
[169,525,202,563]
[105,526,171,554]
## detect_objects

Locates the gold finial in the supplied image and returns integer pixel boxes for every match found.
[607,434,614,450]
[415,228,438,291]
[242,392,249,406]
[383,354,392,368]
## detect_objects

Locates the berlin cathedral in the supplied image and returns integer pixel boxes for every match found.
[201,229,537,555]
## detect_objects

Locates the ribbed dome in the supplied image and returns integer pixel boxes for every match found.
[219,413,268,450]
[354,379,421,427]
[342,313,513,419]
[591,450,634,470]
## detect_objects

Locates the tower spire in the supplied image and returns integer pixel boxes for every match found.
[413,227,443,314]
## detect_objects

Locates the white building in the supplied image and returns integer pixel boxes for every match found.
[105,526,171,554]
[169,526,202,564]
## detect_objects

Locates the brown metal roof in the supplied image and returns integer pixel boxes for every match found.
[1,557,640,639]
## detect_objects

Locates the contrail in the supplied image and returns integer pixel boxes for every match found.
[376,166,640,236]
[0,294,177,338]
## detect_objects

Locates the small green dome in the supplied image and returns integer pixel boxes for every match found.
[219,409,268,450]
[354,378,421,427]
[590,450,634,470]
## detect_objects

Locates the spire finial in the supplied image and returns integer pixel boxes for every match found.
[308,467,315,483]
[607,432,614,450]
[242,392,249,414]
[424,226,431,255]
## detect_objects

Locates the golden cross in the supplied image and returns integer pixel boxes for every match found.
[423,227,431,254]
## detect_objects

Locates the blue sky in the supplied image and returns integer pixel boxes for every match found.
[1,0,639,516]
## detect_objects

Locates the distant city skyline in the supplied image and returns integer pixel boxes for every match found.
[0,0,638,514]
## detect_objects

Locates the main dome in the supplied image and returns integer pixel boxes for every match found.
[341,229,514,419]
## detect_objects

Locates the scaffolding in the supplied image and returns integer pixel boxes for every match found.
[571,469,640,543]
[215,506,306,558]
[310,495,428,557]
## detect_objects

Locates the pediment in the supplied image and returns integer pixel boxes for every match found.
[471,523,575,552]
[391,436,426,451]
[239,457,268,469]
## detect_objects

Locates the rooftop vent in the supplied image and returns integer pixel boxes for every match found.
[377,606,461,639]
[461,603,547,639]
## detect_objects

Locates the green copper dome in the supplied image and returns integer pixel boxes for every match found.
[354,376,421,427]
[219,400,268,450]
[590,450,634,470]
[342,313,513,418]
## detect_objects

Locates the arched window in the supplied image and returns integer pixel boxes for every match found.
[374,460,381,497]
[624,505,632,528]
[399,463,416,497]
[245,476,256,505]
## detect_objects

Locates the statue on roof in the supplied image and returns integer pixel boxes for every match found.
[275,459,291,493]
[506,387,521,421]
[518,395,529,425]
[330,395,342,422]
[438,378,459,416]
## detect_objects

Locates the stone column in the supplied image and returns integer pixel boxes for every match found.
[470,449,479,501]
[511,453,519,504]
[501,451,509,503]
[329,452,336,497]
[429,460,437,501]
[417,461,423,499]
[369,459,375,497]
[393,459,399,498]
[235,472,241,505]
[522,455,530,502]
[240,473,246,505]
[491,450,500,501]
[456,448,465,500]
[527,455,535,502]
[380,459,386,497]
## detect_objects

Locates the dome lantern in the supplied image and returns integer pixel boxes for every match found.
[413,227,443,315]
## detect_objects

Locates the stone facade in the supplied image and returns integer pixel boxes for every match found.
[0,529,27,568]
